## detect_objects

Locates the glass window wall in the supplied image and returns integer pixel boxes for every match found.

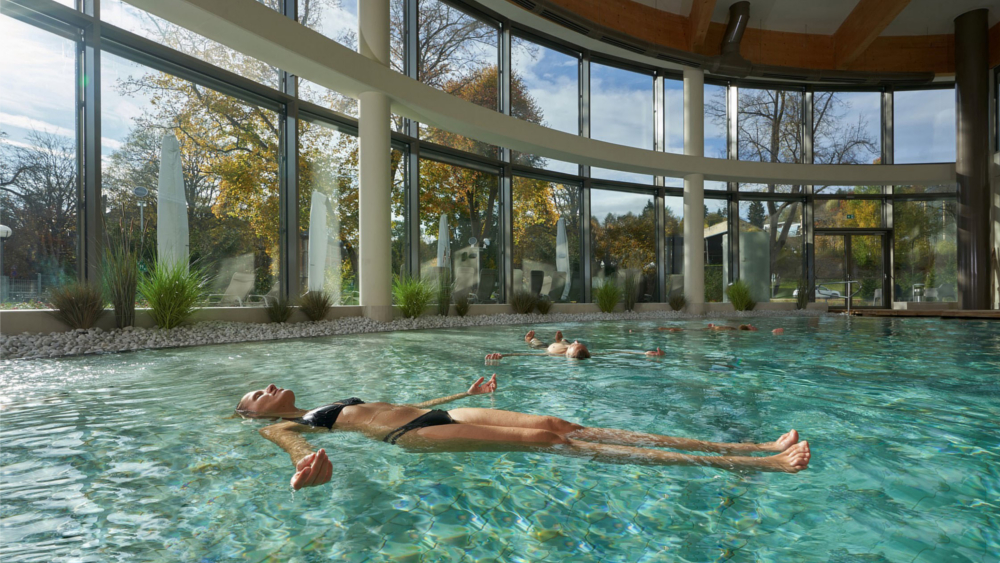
[298,120,359,303]
[705,83,728,159]
[591,189,657,303]
[737,88,803,193]
[893,199,957,302]
[101,53,280,302]
[664,195,684,298]
[664,77,684,154]
[814,198,883,229]
[738,200,803,302]
[0,16,78,308]
[417,0,499,158]
[704,198,729,302]
[418,159,500,304]
[512,177,582,302]
[590,62,653,184]
[894,88,956,163]
[813,91,881,166]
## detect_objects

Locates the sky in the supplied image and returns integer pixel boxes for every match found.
[0,2,962,221]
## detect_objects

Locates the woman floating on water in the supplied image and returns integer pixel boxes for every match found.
[236,377,810,490]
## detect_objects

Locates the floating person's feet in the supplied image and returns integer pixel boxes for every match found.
[658,327,684,332]
[772,328,785,335]
[645,347,665,357]
[765,441,810,473]
[766,429,799,452]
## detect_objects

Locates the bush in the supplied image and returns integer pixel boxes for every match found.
[393,274,434,318]
[704,265,724,302]
[437,271,452,316]
[299,291,332,322]
[796,279,810,310]
[622,269,640,312]
[138,260,207,329]
[668,293,687,311]
[510,290,537,315]
[727,279,756,311]
[594,279,621,313]
[536,297,553,315]
[454,293,470,317]
[102,224,142,329]
[48,282,105,330]
[266,297,293,323]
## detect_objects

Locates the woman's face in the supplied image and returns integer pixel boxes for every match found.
[238,384,297,415]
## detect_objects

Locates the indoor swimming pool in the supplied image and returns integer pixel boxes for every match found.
[2,316,998,562]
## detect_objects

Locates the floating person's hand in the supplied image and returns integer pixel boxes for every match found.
[772,328,784,335]
[291,449,332,490]
[468,374,497,395]
[485,353,503,365]
[645,347,665,357]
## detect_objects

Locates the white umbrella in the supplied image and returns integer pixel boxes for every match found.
[307,191,328,293]
[555,215,570,300]
[437,214,451,269]
[157,133,189,271]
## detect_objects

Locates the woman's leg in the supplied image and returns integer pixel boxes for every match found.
[404,423,811,473]
[449,408,798,454]
[568,428,800,454]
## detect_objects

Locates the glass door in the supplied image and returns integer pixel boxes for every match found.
[814,234,885,308]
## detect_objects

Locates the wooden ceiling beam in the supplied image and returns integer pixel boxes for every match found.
[833,0,912,70]
[688,0,717,54]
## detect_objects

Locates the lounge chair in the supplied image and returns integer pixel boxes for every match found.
[205,272,255,307]
[247,282,279,307]
[474,269,498,303]
[454,266,477,301]
[547,272,567,301]
[529,270,544,297]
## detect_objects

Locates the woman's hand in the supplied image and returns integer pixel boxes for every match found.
[291,449,332,490]
[467,374,498,395]
[484,353,503,365]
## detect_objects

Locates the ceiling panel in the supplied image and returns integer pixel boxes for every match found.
[709,0,860,35]
[881,0,998,36]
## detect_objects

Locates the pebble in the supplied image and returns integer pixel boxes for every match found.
[0,309,827,361]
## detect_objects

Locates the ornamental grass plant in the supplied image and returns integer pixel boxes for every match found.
[138,260,207,329]
[454,293,471,317]
[622,269,640,312]
[668,293,687,312]
[594,278,621,313]
[102,222,142,329]
[48,282,106,330]
[266,297,293,323]
[535,297,553,315]
[510,290,537,315]
[393,274,434,318]
[727,279,756,311]
[299,290,333,322]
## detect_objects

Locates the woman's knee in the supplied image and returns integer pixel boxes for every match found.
[537,430,570,446]
[542,416,584,435]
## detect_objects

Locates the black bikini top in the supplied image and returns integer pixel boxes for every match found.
[294,398,365,429]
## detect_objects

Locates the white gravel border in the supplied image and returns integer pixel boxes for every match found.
[1,309,829,361]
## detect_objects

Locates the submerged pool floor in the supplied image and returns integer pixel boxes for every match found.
[2,316,998,562]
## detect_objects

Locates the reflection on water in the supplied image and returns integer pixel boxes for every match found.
[2,317,998,561]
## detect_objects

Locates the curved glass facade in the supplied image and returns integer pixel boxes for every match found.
[0,0,974,309]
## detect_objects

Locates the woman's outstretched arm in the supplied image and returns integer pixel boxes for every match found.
[408,375,497,408]
[259,421,332,490]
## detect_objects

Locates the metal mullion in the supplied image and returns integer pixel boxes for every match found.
[655,187,665,302]
[511,27,581,59]
[78,0,101,283]
[300,110,360,137]
[418,145,502,175]
[581,178,592,303]
[510,164,581,184]
[100,26,286,112]
[500,164,513,303]
[406,141,421,278]
[580,49,590,178]
[278,0,298,300]
[1,0,86,39]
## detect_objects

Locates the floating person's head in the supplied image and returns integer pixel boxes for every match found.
[236,384,297,417]
[566,341,591,359]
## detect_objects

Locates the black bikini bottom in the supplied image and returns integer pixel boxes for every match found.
[383,409,455,445]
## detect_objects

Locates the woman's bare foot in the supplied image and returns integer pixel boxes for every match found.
[762,441,810,472]
[767,429,799,452]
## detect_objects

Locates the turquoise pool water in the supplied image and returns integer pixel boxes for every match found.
[2,316,998,562]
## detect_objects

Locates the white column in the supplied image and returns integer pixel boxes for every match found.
[683,68,705,313]
[358,0,393,321]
